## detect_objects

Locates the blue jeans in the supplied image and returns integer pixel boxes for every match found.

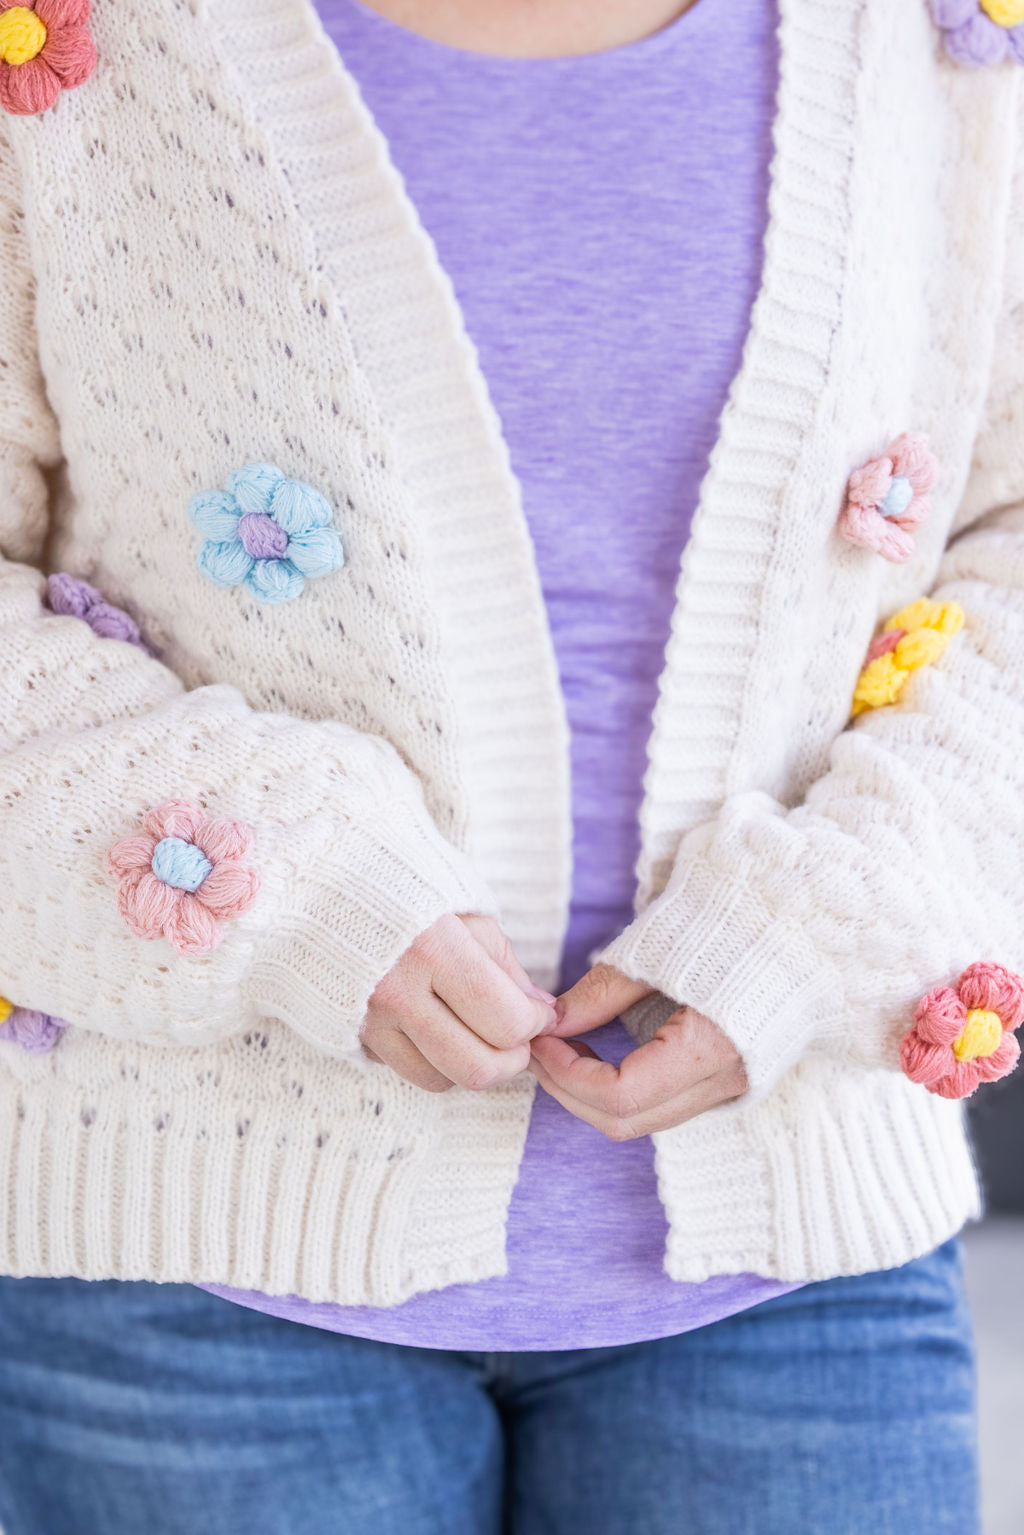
[0,1238,978,1535]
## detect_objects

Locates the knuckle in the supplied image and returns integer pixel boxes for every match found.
[488,1013,533,1051]
[724,1062,749,1098]
[609,1084,643,1122]
[603,1117,640,1143]
[409,923,453,971]
[587,963,625,1001]
[460,1047,529,1093]
[461,1060,506,1092]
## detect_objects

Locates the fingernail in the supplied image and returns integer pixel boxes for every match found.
[538,1000,565,1035]
[526,982,558,1005]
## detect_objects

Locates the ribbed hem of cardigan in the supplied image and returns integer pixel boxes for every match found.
[243,798,501,1060]
[594,850,841,1104]
[0,1028,534,1307]
[0,1042,979,1300]
[652,1054,983,1282]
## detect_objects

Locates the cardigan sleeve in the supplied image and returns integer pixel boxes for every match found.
[0,138,497,1060]
[594,118,1024,1107]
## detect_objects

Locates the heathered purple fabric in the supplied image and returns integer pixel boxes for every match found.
[204,0,805,1348]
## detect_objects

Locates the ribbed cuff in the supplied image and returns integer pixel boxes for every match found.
[594,851,844,1105]
[244,799,499,1060]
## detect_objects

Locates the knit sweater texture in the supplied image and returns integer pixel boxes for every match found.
[0,0,1020,1305]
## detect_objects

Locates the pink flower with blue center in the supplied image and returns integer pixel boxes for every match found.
[838,432,939,563]
[190,463,344,605]
[931,0,1024,65]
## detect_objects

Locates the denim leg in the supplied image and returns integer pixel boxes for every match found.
[0,1278,504,1535]
[501,1238,979,1535]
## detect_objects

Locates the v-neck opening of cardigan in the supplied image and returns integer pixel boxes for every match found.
[207,0,867,942]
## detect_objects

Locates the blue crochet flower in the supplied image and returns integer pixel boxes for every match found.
[189,463,344,605]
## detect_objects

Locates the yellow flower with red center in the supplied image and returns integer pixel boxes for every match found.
[851,597,964,717]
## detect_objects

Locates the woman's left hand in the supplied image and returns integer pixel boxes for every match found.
[528,964,748,1139]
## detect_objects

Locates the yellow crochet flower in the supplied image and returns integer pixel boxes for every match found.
[0,994,12,1025]
[852,597,964,717]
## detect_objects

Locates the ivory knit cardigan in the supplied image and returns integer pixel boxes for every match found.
[0,0,1021,1305]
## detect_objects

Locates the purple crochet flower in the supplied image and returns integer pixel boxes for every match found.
[931,0,1024,64]
[0,1003,67,1054]
[46,573,153,654]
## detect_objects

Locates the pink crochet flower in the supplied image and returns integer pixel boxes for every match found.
[106,801,261,956]
[901,961,1024,1100]
[838,432,939,563]
[931,1,1024,66]
[0,0,96,117]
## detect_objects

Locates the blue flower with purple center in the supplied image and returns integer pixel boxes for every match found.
[932,0,1024,65]
[190,463,344,605]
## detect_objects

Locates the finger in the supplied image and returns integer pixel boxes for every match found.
[530,1049,741,1139]
[460,914,558,1006]
[553,963,655,1039]
[400,993,532,1092]
[361,1026,454,1094]
[530,1013,713,1118]
[424,920,557,1050]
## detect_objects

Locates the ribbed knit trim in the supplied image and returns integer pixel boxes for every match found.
[654,1057,982,1283]
[244,792,502,1059]
[633,0,866,906]
[0,1030,534,1306]
[213,0,573,989]
[595,843,839,1102]
[0,1037,977,1298]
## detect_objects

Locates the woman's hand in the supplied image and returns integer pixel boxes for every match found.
[361,913,559,1092]
[529,964,748,1138]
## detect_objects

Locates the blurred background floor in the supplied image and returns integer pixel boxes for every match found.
[963,1217,1024,1535]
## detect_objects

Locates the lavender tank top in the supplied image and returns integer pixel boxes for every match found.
[204,0,804,1348]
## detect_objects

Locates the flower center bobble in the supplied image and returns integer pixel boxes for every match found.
[953,1008,1004,1062]
[980,0,1024,25]
[151,836,213,893]
[878,476,913,519]
[0,7,46,65]
[237,511,290,560]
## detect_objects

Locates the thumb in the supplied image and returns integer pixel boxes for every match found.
[553,963,655,1038]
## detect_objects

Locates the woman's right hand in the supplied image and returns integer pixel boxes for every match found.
[361,913,559,1092]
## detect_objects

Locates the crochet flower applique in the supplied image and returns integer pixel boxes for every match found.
[47,573,153,654]
[106,801,261,956]
[838,433,938,563]
[901,961,1024,1099]
[0,993,67,1053]
[190,463,345,605]
[931,1,1024,65]
[851,597,964,716]
[0,0,96,117]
